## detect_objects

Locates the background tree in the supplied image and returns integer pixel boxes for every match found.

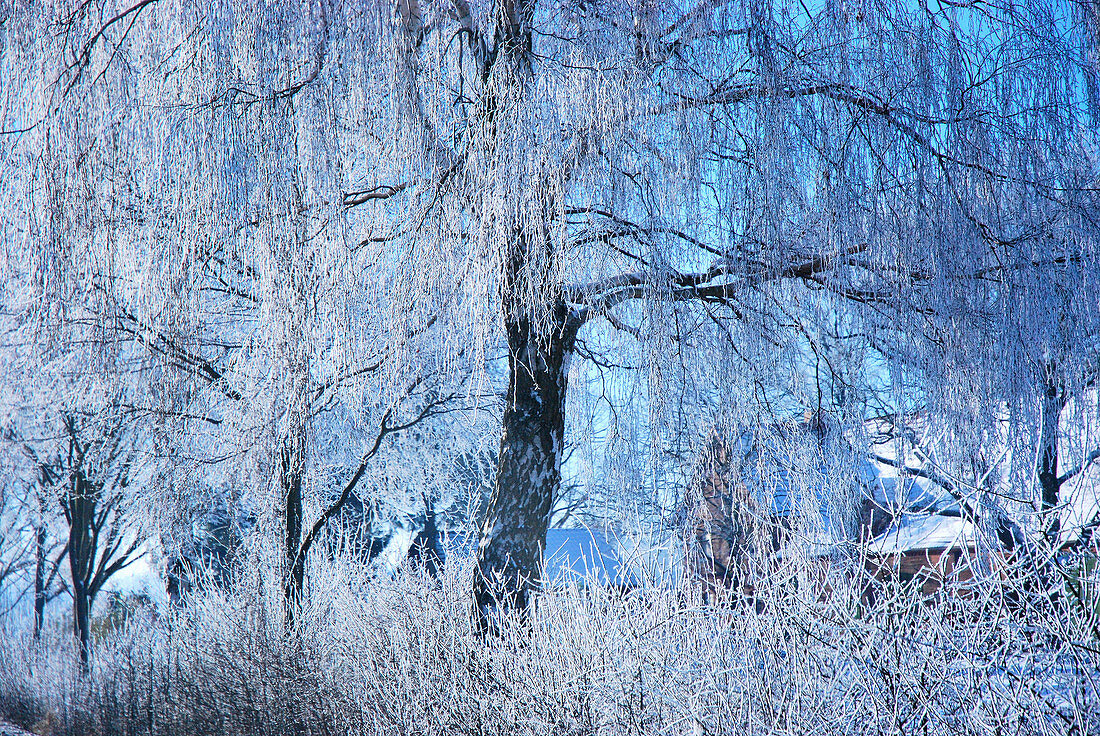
[0,479,33,617]
[0,427,74,639]
[59,410,144,669]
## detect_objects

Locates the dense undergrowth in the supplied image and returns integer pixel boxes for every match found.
[1,555,1097,736]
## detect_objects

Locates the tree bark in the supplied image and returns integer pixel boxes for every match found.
[1038,367,1066,543]
[280,428,306,630]
[469,0,569,631]
[474,300,578,631]
[72,573,91,669]
[67,467,94,670]
[33,523,46,641]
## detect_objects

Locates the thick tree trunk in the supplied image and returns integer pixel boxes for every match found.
[469,0,567,631]
[33,523,46,641]
[474,302,577,631]
[1038,369,1066,543]
[280,429,306,630]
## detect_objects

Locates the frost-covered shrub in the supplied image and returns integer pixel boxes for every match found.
[0,551,1096,736]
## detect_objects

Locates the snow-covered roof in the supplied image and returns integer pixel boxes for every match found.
[542,527,638,588]
[862,438,956,513]
[868,475,941,510]
[712,420,963,529]
[430,526,651,587]
[716,422,873,532]
[869,513,977,555]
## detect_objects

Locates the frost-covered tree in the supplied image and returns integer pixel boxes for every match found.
[59,411,145,669]
[368,0,1100,621]
[3,0,1099,627]
[0,248,153,661]
[0,433,74,639]
[0,0,472,629]
[0,478,33,617]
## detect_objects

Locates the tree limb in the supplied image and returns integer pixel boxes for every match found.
[343,182,411,207]
[566,243,868,325]
[1057,447,1100,486]
[293,387,462,572]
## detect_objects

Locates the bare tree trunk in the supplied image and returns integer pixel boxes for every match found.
[474,300,577,631]
[1038,366,1066,543]
[280,428,306,630]
[71,574,91,670]
[408,499,444,578]
[33,523,46,641]
[67,467,94,670]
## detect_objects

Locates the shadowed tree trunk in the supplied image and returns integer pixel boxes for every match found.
[33,522,47,640]
[457,0,577,629]
[280,427,307,630]
[474,293,579,630]
[66,463,95,670]
[1038,365,1066,544]
[33,467,51,641]
[408,494,445,578]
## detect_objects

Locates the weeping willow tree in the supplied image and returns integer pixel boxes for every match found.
[368,0,1100,620]
[2,0,1099,628]
[0,0,468,630]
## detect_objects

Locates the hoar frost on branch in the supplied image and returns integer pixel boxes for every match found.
[0,0,1098,631]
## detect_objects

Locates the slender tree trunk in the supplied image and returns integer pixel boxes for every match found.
[474,300,577,630]
[67,469,93,670]
[408,501,444,578]
[72,576,91,669]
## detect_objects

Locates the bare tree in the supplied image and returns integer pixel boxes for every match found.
[57,412,144,669]
[29,465,70,641]
[0,480,34,617]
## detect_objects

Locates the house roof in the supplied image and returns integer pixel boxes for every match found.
[430,526,644,587]
[710,419,960,522]
[869,513,977,556]
[868,475,941,510]
[719,422,863,525]
[542,527,639,588]
[1059,468,1100,547]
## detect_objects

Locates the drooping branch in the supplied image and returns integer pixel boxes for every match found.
[564,207,720,257]
[61,0,161,97]
[1058,447,1100,486]
[448,0,488,75]
[658,78,1093,194]
[869,452,972,514]
[199,2,330,110]
[395,0,462,168]
[634,0,748,68]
